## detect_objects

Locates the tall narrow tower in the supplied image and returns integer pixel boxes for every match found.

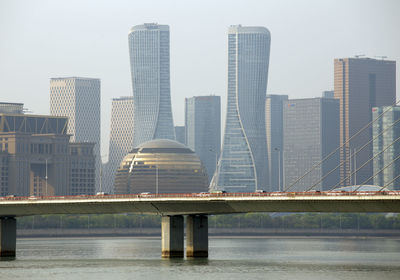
[211,25,270,192]
[128,23,175,147]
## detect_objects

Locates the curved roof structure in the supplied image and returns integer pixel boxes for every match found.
[114,139,208,194]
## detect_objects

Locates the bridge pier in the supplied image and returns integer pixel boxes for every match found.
[186,215,208,258]
[161,215,184,258]
[0,217,16,258]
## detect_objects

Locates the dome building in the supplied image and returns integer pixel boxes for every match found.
[114,139,208,194]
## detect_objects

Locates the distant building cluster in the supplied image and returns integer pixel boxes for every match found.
[1,23,398,196]
[0,103,95,196]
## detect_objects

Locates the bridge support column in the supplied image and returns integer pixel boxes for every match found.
[161,215,184,258]
[0,217,16,258]
[186,215,208,258]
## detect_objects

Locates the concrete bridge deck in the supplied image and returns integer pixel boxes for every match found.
[1,191,400,259]
[1,191,400,216]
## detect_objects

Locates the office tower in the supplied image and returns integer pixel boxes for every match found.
[283,98,340,191]
[185,96,221,182]
[106,96,134,193]
[334,57,396,186]
[0,107,95,196]
[373,106,400,190]
[211,25,270,192]
[322,91,334,99]
[50,77,101,191]
[128,23,175,147]
[175,126,185,145]
[265,94,288,192]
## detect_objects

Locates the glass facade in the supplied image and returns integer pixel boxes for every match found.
[211,25,270,192]
[283,98,340,191]
[185,96,221,183]
[373,106,400,190]
[334,58,396,186]
[129,24,175,147]
[265,94,288,192]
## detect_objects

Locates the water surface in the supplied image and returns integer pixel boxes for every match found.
[1,237,400,279]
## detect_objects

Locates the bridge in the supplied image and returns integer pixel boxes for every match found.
[1,191,400,258]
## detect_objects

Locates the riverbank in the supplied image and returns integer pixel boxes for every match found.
[17,228,400,238]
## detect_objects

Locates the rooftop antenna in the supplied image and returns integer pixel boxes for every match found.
[374,55,387,60]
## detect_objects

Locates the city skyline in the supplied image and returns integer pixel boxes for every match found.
[1,0,399,157]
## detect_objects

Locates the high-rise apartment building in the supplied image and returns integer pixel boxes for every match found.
[128,23,175,147]
[265,94,288,192]
[174,126,185,145]
[185,96,221,182]
[283,98,340,191]
[211,25,270,192]
[334,57,396,186]
[50,77,101,191]
[372,106,400,190]
[105,96,134,193]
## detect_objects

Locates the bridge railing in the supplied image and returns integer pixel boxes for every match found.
[1,190,400,202]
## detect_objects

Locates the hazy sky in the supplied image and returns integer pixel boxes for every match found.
[1,0,399,158]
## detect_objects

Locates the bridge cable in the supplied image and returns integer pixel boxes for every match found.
[379,172,400,191]
[283,99,400,192]
[327,134,400,191]
[305,117,400,192]
[350,152,400,192]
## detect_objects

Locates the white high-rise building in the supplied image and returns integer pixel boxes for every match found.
[211,25,271,192]
[106,96,134,193]
[50,77,101,191]
[128,23,175,147]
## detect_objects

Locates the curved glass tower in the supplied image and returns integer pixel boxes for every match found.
[129,23,175,147]
[211,25,270,192]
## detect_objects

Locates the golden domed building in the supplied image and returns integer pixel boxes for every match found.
[114,139,209,194]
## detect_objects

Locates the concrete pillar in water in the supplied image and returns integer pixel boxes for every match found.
[161,215,184,258]
[0,217,16,258]
[186,215,208,258]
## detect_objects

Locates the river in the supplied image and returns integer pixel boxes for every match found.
[1,237,400,279]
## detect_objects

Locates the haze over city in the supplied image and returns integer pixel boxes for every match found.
[1,0,399,156]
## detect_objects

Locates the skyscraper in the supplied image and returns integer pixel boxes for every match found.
[265,94,288,192]
[50,77,101,191]
[283,98,340,191]
[185,96,221,182]
[174,126,185,145]
[373,106,400,190]
[211,25,270,192]
[105,96,134,193]
[334,57,396,186]
[128,23,175,147]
